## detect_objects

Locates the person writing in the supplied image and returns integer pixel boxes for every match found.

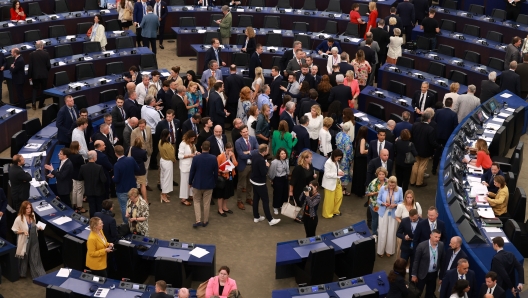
[86,217,114,277]
[205,266,237,298]
[486,175,509,217]
[464,139,492,171]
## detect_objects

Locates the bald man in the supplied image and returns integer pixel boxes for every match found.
[178,288,190,298]
[440,236,468,280]
[206,125,228,156]
[366,148,394,187]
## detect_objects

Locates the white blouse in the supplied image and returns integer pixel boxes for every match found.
[247,115,257,137]
[327,54,341,74]
[304,113,323,140]
[319,128,332,156]
[395,202,422,219]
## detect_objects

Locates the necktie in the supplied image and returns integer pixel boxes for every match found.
[217,138,224,152]
[109,129,113,141]
[299,75,305,83]
[459,275,463,280]
[488,289,492,294]
[431,222,435,230]
[287,83,291,91]
[378,142,382,155]
[142,130,147,141]
[214,50,219,63]
[490,174,495,185]
[143,3,146,15]
[69,108,76,120]
[419,93,425,110]
[246,138,250,150]
[120,107,125,119]
[298,60,301,66]
[156,3,160,17]
[169,122,175,144]
[192,123,198,135]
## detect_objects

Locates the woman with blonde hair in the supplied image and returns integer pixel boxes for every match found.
[318,117,334,157]
[215,142,238,216]
[376,176,403,257]
[237,86,252,124]
[12,201,45,278]
[247,105,259,137]
[326,47,341,74]
[352,50,372,89]
[395,190,422,222]
[305,105,323,151]
[252,66,264,99]
[147,84,159,102]
[343,70,360,108]
[85,217,113,277]
[443,82,460,109]
[387,28,403,64]
[186,81,202,117]
[241,26,256,56]
[130,137,148,204]
[256,104,271,145]
[365,2,378,38]
[126,188,149,235]
[178,130,199,206]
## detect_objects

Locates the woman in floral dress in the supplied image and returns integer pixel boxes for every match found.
[352,49,372,90]
[336,125,353,196]
[366,167,388,240]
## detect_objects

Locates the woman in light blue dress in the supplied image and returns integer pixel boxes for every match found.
[336,122,354,196]
[186,81,202,118]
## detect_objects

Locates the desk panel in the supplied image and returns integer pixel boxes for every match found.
[359,86,415,122]
[0,104,27,152]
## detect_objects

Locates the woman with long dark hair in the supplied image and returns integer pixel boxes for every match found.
[387,258,408,298]
[317,75,332,114]
[301,180,321,237]
[89,15,107,51]
[351,126,369,197]
[10,0,25,21]
[183,70,199,87]
[394,129,417,193]
[450,279,470,298]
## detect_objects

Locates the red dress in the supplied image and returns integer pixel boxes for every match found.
[10,7,26,21]
[364,9,378,39]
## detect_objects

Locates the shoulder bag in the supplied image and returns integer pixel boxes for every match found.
[123,7,133,21]
[281,196,301,219]
[404,142,416,164]
[196,279,209,298]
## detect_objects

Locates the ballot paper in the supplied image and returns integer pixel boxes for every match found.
[500,93,512,98]
[189,247,209,258]
[470,184,488,197]
[112,31,124,34]
[354,112,366,117]
[483,227,502,233]
[30,179,46,187]
[94,288,109,297]
[36,221,46,230]
[160,72,171,77]
[24,143,40,149]
[477,208,496,219]
[349,38,362,43]
[52,216,73,225]
[497,112,510,118]
[56,268,71,277]
[505,108,515,112]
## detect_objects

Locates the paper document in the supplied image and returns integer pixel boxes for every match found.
[477,208,496,219]
[84,56,93,61]
[273,30,281,34]
[484,129,497,135]
[160,72,171,77]
[375,124,385,129]
[6,23,14,27]
[36,221,46,230]
[189,247,209,258]
[334,14,342,18]
[65,35,76,39]
[100,9,111,14]
[490,117,505,124]
[467,176,481,183]
[236,8,244,12]
[484,123,501,130]
[475,194,488,203]
[24,143,40,149]
[349,38,362,42]
[361,117,369,122]
[48,15,59,19]
[112,31,124,34]
[505,108,515,112]
[94,288,109,297]
[500,93,513,98]
[483,227,502,233]
[141,71,151,75]
[101,51,115,56]
[497,112,510,118]
[470,184,488,196]
[354,112,366,117]
[52,216,72,225]
[467,163,482,171]
[488,236,509,243]
[56,268,71,277]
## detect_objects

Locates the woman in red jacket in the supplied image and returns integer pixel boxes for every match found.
[10,1,26,21]
[206,266,237,298]
[365,2,378,39]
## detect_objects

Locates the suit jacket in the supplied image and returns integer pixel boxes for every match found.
[93,209,118,243]
[292,125,310,153]
[313,74,321,86]
[92,132,117,164]
[139,12,159,38]
[235,136,259,172]
[123,124,134,153]
[358,45,376,67]
[412,219,447,249]
[371,27,390,60]
[411,121,438,158]
[286,57,305,74]
[130,146,148,175]
[248,52,262,79]
[209,92,226,127]
[181,119,196,135]
[328,84,353,112]
[516,62,528,94]
[396,2,415,26]
[243,37,256,56]
[481,169,504,193]
[200,68,223,89]
[504,44,521,70]
[206,276,238,298]
[365,157,394,186]
[218,12,232,38]
[270,76,284,106]
[480,79,501,103]
[8,165,31,205]
[338,61,355,74]
[56,105,79,144]
[130,127,153,156]
[9,55,24,84]
[396,217,422,255]
[299,99,319,117]
[28,49,50,80]
[280,111,295,132]
[500,69,521,96]
[440,268,477,298]
[155,120,180,149]
[172,94,188,128]
[439,248,468,280]
[123,98,141,119]
[203,47,223,71]
[413,0,429,22]
[384,129,396,145]
[296,72,315,89]
[360,40,380,64]
[133,1,147,24]
[478,283,506,298]
[112,156,140,193]
[412,239,445,279]
[412,91,435,112]
[329,71,342,86]
[316,40,342,53]
[280,49,294,72]
[224,73,244,104]
[0,52,5,80]
[149,0,167,23]
[367,140,394,163]
[111,106,127,143]
[434,108,458,141]
[491,250,525,290]
[51,159,73,195]
[189,152,218,189]
[78,162,107,197]
[206,134,227,156]
[394,121,413,138]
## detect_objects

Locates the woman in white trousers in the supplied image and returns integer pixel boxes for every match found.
[376,176,403,257]
[178,131,199,206]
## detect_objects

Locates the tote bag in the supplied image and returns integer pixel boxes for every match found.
[281,196,301,219]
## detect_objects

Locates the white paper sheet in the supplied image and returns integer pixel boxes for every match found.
[56,268,71,277]
[349,38,362,42]
[484,123,501,130]
[100,9,111,14]
[500,93,512,98]
[35,204,53,211]
[112,31,124,34]
[52,216,72,225]
[6,23,14,27]
[505,108,515,112]
[354,112,366,117]
[65,35,76,39]
[24,143,40,149]
[101,51,115,55]
[189,247,210,258]
[36,221,46,230]
[497,112,510,118]
[160,72,171,77]
[470,184,488,196]
[483,227,502,233]
[84,56,93,61]
[477,208,496,218]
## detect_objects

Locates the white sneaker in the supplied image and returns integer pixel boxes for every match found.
[373,235,378,243]
[274,208,279,215]
[254,216,265,223]
[269,218,281,226]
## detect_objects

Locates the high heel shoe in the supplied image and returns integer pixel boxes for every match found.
[160,196,170,203]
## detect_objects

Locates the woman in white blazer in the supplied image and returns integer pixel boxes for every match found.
[322,149,345,218]
[91,15,108,51]
[326,47,341,74]
[178,131,199,205]
[386,28,403,64]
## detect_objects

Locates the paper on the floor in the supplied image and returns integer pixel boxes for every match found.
[477,208,496,219]
[483,227,502,233]
[56,268,71,277]
[500,93,512,98]
[189,247,209,258]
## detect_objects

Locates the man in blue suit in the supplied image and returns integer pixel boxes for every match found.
[112,145,140,223]
[133,0,149,47]
[139,6,160,54]
[413,206,446,249]
[280,102,295,132]
[189,141,218,227]
[315,37,342,55]
[440,259,477,298]
[56,95,78,145]
[393,111,413,138]
[481,163,504,193]
[200,60,224,90]
[150,0,167,49]
[439,236,468,280]
[293,116,311,153]
[396,209,422,272]
[235,125,259,210]
[45,147,74,208]
[432,98,458,174]
[203,38,225,72]
[396,0,415,41]
[206,125,228,156]
[209,82,228,128]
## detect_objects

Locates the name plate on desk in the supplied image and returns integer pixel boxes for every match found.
[119,281,147,292]
[298,284,325,294]
[80,272,106,284]
[71,212,89,225]
[332,226,354,237]
[130,234,156,244]
[338,277,365,288]
[168,240,194,249]
[298,236,322,246]
[51,198,67,211]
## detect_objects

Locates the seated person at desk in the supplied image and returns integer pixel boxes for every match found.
[206,266,238,298]
[316,37,342,55]
[10,1,26,21]
[486,175,509,217]
[463,139,492,171]
[481,163,504,193]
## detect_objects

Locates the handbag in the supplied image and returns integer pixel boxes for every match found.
[216,175,226,189]
[86,26,92,38]
[281,196,301,219]
[196,279,209,298]
[117,222,130,237]
[407,282,422,298]
[123,7,133,21]
[404,142,416,164]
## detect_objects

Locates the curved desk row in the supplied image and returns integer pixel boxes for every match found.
[0,104,27,152]
[456,0,528,16]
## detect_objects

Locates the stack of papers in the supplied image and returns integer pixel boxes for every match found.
[84,56,93,61]
[375,124,385,129]
[505,107,515,112]
[197,29,206,34]
[272,30,282,34]
[68,82,85,89]
[189,247,209,258]
[112,31,124,34]
[36,221,46,230]
[56,268,72,277]
[490,117,505,124]
[500,93,512,98]
[98,78,111,83]
[497,112,510,118]
[483,227,502,233]
[236,8,244,12]
[30,179,46,187]
[52,216,72,225]
[48,15,59,19]
[470,183,488,197]
[6,23,14,27]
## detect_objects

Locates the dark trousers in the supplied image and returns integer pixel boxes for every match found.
[158,21,165,45]
[31,78,47,106]
[143,37,157,54]
[88,268,107,277]
[395,164,412,194]
[302,213,318,237]
[136,27,143,46]
[506,6,521,21]
[226,101,238,126]
[252,183,272,221]
[309,138,318,152]
[403,25,413,41]
[58,194,72,208]
[14,83,24,108]
[87,195,103,218]
[432,139,446,173]
[272,176,288,209]
[416,271,438,298]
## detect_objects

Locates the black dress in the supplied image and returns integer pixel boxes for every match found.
[351,138,369,197]
[290,164,315,205]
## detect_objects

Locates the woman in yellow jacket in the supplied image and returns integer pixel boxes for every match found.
[86,217,114,277]
[486,175,509,216]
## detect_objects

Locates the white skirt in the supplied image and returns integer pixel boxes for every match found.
[160,158,173,193]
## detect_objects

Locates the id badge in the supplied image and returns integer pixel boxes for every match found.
[388,211,391,216]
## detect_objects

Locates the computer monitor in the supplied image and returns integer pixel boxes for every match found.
[449,200,471,223]
[482,97,499,114]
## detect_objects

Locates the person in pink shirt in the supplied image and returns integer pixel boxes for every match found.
[343,70,360,108]
[206,266,238,298]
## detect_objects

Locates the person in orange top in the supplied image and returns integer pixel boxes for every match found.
[365,2,378,39]
[215,142,238,216]
[465,139,492,171]
[10,1,26,21]
[349,3,365,25]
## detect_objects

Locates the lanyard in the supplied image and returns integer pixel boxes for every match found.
[429,244,437,265]
[387,190,394,205]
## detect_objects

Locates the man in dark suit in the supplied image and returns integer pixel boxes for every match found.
[491,237,525,294]
[412,82,436,116]
[111,96,128,146]
[432,98,458,174]
[410,107,438,187]
[224,64,244,125]
[328,74,352,113]
[396,209,422,272]
[296,64,315,89]
[365,149,393,186]
[209,82,228,128]
[150,280,174,298]
[94,141,114,200]
[124,91,141,119]
[182,113,201,136]
[478,271,506,298]
[8,155,32,212]
[367,130,394,164]
[515,53,528,98]
[500,61,521,97]
[92,124,117,164]
[173,86,189,130]
[396,0,415,40]
[358,40,376,72]
[480,72,501,103]
[394,111,413,138]
[293,116,311,153]
[439,236,468,280]
[504,37,522,70]
[385,7,403,32]
[384,120,396,145]
[28,41,51,109]
[329,64,342,86]
[440,258,478,298]
[56,95,78,145]
[505,0,525,21]
[299,90,319,117]
[78,150,107,217]
[123,117,138,154]
[93,199,118,244]
[413,0,429,25]
[9,48,25,108]
[206,125,228,156]
[413,206,446,248]
[45,147,74,208]
[113,145,140,223]
[133,0,149,47]
[311,65,321,86]
[139,5,160,54]
[337,52,354,74]
[269,67,283,129]
[280,41,302,75]
[150,0,167,49]
[189,141,218,227]
[411,229,445,298]
[371,19,390,65]
[481,163,504,193]
[203,38,225,71]
[280,102,295,132]
[248,44,263,79]
[315,37,342,54]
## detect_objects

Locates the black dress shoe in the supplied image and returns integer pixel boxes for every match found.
[223,209,233,214]
[218,211,227,217]
[173,181,179,186]
[157,184,162,191]
[159,44,164,49]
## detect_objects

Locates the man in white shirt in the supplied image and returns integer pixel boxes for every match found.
[104,114,117,146]
[135,75,151,105]
[257,85,276,119]
[479,272,506,298]
[141,96,161,135]
[71,118,89,159]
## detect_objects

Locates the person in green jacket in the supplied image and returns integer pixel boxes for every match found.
[272,120,298,157]
[215,5,232,46]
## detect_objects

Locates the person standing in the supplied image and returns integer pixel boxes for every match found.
[125,188,149,235]
[78,151,108,217]
[413,206,447,247]
[123,117,138,154]
[301,180,321,237]
[515,54,528,99]
[322,149,345,219]
[93,200,118,243]
[130,137,149,204]
[189,141,218,228]
[394,129,417,193]
[268,148,289,215]
[224,65,244,125]
[216,6,232,46]
[71,118,89,159]
[12,202,45,278]
[150,0,167,49]
[131,119,154,190]
[396,209,421,268]
[491,237,524,295]
[439,236,468,281]
[133,0,149,47]
[86,217,114,277]
[411,229,445,297]
[9,48,25,108]
[45,148,74,208]
[505,0,524,21]
[396,0,415,42]
[178,131,198,206]
[90,15,107,51]
[376,176,403,257]
[500,61,522,97]
[57,95,78,145]
[387,258,409,298]
[139,6,159,54]
[290,151,317,224]
[440,258,477,298]
[504,37,522,70]
[410,109,438,187]
[453,85,481,123]
[420,9,440,49]
[215,142,238,216]
[250,144,281,226]
[235,125,259,210]
[28,40,50,110]
[111,96,128,147]
[158,129,176,203]
[112,145,140,223]
[478,271,506,298]
[8,155,32,212]
[69,142,86,214]
[371,19,390,65]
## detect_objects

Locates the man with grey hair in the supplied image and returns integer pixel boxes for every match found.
[410,108,438,187]
[257,84,277,119]
[394,111,413,138]
[92,123,117,164]
[281,41,302,75]
[200,59,223,89]
[516,52,528,98]
[78,150,107,217]
[28,40,51,109]
[385,120,396,144]
[328,74,352,110]
[135,74,151,105]
[286,49,306,75]
[177,287,190,298]
[123,117,138,153]
[501,60,521,97]
[141,95,162,134]
[215,6,232,46]
[338,52,354,73]
[280,101,296,132]
[360,33,380,66]
[453,85,480,122]
[480,71,501,103]
[10,47,25,108]
[139,5,160,54]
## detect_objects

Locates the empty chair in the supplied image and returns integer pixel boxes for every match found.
[55,44,73,58]
[114,242,149,283]
[265,33,282,47]
[263,16,280,29]
[367,102,386,121]
[416,36,431,51]
[504,219,522,251]
[99,89,118,104]
[105,19,120,31]
[294,35,311,49]
[83,41,102,54]
[295,246,335,285]
[358,3,368,15]
[486,31,503,43]
[116,36,134,49]
[248,0,264,6]
[84,0,99,10]
[55,0,69,13]
[468,4,484,15]
[170,0,185,4]
[517,14,528,25]
[511,107,525,148]
[11,131,28,158]
[302,0,317,11]
[203,32,221,44]
[53,71,70,87]
[463,24,480,37]
[209,14,223,27]
[140,53,158,71]
[232,52,248,67]
[492,8,507,20]
[73,95,88,110]
[427,61,446,77]
[464,50,480,64]
[24,30,41,43]
[106,61,124,75]
[488,57,504,70]
[27,2,42,17]
[326,0,341,12]
[293,22,308,32]
[390,113,403,123]
[322,20,338,34]
[155,257,192,288]
[276,1,291,9]
[449,70,467,85]
[22,118,42,138]
[179,17,196,27]
[343,23,359,37]
[76,63,96,81]
[236,34,246,46]
[0,32,13,48]
[237,15,253,27]
[493,142,523,174]
[0,6,10,21]
[499,187,527,223]
[396,57,414,69]
[49,25,67,38]
[443,0,457,9]
[440,19,456,32]
[42,104,59,127]
[77,22,92,35]
[271,56,282,68]
[437,44,455,57]
[388,80,406,96]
